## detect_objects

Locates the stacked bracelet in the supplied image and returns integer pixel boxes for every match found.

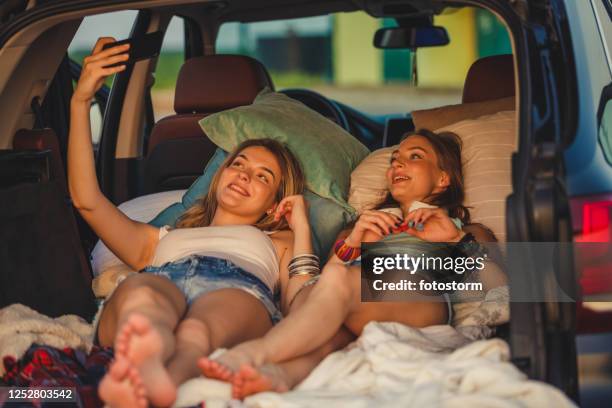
[333,239,361,262]
[288,254,320,278]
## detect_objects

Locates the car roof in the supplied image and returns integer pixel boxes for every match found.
[1,0,449,27]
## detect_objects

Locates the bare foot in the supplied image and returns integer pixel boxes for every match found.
[232,363,290,400]
[197,339,266,381]
[198,357,234,382]
[99,357,147,408]
[115,313,177,407]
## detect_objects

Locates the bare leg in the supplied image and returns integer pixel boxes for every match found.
[167,288,273,386]
[198,263,354,376]
[208,263,448,372]
[232,327,355,399]
[97,273,186,408]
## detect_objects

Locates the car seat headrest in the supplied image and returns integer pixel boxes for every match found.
[174,55,274,114]
[462,54,515,104]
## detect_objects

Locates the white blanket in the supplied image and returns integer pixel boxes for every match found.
[0,304,94,376]
[174,322,575,408]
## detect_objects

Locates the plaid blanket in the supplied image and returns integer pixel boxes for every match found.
[1,344,113,407]
[1,345,204,408]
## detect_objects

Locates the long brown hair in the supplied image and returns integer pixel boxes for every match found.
[175,138,305,231]
[378,128,471,224]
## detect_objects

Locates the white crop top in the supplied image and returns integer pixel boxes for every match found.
[151,225,280,292]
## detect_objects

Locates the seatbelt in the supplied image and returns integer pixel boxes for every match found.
[30,96,46,130]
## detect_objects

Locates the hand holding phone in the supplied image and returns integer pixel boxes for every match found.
[101,31,164,67]
[72,37,130,103]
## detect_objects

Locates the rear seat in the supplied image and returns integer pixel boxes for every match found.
[462,54,514,103]
[144,55,274,193]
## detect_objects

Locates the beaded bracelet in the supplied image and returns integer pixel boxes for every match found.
[333,238,361,262]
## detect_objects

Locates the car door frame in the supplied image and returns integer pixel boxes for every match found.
[502,0,579,401]
[96,9,152,203]
[447,0,579,401]
[108,13,202,204]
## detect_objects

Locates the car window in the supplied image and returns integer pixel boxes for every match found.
[217,7,511,115]
[151,16,185,121]
[68,10,138,148]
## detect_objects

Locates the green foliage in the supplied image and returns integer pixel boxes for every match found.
[268,70,328,89]
[152,51,184,90]
[70,50,89,65]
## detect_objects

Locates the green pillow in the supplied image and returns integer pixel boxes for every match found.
[304,189,354,261]
[199,88,369,214]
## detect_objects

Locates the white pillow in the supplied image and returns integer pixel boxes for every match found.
[90,190,186,276]
[348,110,517,242]
[348,145,396,213]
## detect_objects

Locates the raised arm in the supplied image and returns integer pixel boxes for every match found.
[270,195,315,314]
[68,37,158,271]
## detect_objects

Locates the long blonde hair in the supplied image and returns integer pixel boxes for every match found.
[175,139,305,231]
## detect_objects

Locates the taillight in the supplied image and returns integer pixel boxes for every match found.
[570,195,612,296]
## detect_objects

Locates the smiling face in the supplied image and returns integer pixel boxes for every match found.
[174,138,304,230]
[216,146,282,219]
[385,135,450,206]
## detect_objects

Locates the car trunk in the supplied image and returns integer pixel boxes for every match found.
[0,0,582,401]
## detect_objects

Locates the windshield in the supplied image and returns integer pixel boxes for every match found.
[217,8,511,115]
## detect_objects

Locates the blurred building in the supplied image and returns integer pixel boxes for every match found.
[334,8,512,87]
[217,8,511,89]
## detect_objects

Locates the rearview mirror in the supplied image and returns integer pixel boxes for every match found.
[373,26,449,49]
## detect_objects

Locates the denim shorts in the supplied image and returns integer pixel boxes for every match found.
[346,257,453,325]
[142,255,282,324]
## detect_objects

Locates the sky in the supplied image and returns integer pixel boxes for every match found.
[68,10,331,52]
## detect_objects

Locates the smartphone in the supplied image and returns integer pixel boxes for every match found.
[101,31,164,67]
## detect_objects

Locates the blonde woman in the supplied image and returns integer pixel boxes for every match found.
[69,38,312,408]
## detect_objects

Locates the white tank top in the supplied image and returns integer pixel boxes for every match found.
[151,225,280,292]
